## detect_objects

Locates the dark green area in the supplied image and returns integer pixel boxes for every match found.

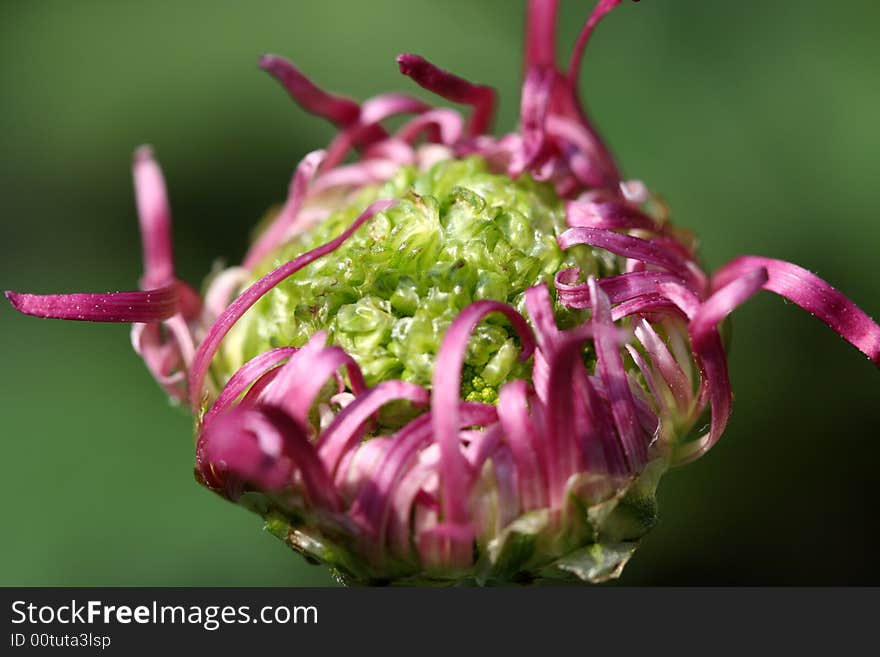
[1,0,878,585]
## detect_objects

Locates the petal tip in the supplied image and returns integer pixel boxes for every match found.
[133,144,155,165]
[5,290,21,310]
[396,53,418,72]
[257,53,277,70]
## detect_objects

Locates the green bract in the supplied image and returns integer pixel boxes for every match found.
[216,156,619,398]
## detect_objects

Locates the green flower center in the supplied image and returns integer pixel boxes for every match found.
[215,156,619,398]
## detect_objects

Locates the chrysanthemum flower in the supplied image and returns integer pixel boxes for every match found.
[6,0,879,585]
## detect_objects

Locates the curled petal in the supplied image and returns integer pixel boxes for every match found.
[566,199,658,231]
[567,0,625,85]
[524,283,562,351]
[544,326,629,496]
[188,200,394,407]
[258,332,365,425]
[712,256,880,366]
[677,267,769,463]
[202,267,249,323]
[544,115,619,189]
[633,318,691,411]
[362,139,417,166]
[513,67,554,176]
[611,294,680,322]
[317,380,430,475]
[203,346,298,425]
[397,53,496,137]
[589,277,649,470]
[525,0,560,72]
[133,146,176,289]
[431,301,535,527]
[556,268,684,309]
[259,54,361,127]
[324,94,432,169]
[310,159,402,195]
[498,379,547,510]
[130,322,187,401]
[397,108,464,146]
[6,285,178,323]
[560,227,706,292]
[200,404,340,511]
[350,404,497,554]
[360,93,432,126]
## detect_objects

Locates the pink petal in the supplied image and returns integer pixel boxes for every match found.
[566,199,658,231]
[396,108,465,146]
[431,301,535,527]
[712,256,880,366]
[397,54,496,137]
[317,380,430,475]
[679,267,769,462]
[497,379,547,510]
[588,277,649,469]
[133,146,176,289]
[199,404,340,511]
[203,346,298,426]
[6,285,178,323]
[559,227,707,292]
[259,54,361,127]
[258,332,366,425]
[525,0,561,72]
[188,199,394,408]
[555,268,684,309]
[567,1,625,85]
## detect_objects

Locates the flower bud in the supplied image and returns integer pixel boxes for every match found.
[7,0,879,585]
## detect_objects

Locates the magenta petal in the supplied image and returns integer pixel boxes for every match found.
[431,301,535,526]
[351,403,497,547]
[310,159,402,195]
[567,0,624,84]
[323,94,431,169]
[133,146,176,289]
[588,277,649,470]
[514,67,554,174]
[203,346,298,426]
[317,380,429,475]
[200,405,340,511]
[525,0,560,72]
[359,93,432,126]
[524,283,562,350]
[611,294,680,321]
[544,115,618,188]
[188,199,394,407]
[259,54,361,127]
[498,380,547,511]
[258,333,365,425]
[523,284,565,402]
[397,54,496,137]
[556,268,685,309]
[560,227,706,292]
[680,267,769,462]
[397,108,464,146]
[566,199,658,231]
[6,285,178,323]
[712,256,880,366]
[632,318,691,411]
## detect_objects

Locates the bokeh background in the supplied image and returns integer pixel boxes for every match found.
[1,0,878,586]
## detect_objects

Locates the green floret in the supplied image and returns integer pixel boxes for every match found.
[214,156,615,397]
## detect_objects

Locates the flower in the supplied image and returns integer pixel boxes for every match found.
[6,0,879,585]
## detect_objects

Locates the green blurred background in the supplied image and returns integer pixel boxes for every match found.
[1,0,878,586]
